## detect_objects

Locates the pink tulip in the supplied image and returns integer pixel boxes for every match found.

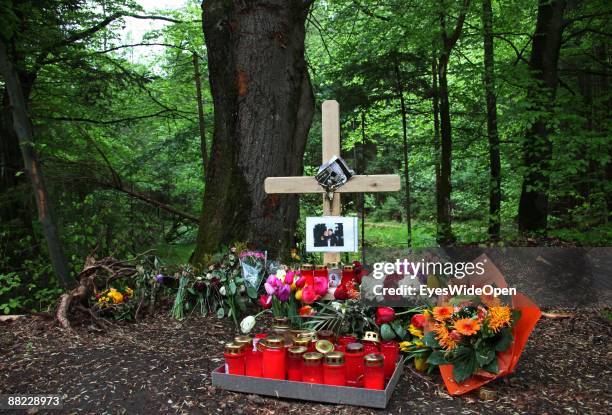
[285,271,295,285]
[313,276,328,296]
[301,285,317,304]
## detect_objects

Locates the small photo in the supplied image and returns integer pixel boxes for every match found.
[306,216,358,252]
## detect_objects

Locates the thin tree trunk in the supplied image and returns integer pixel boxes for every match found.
[432,51,442,238]
[394,60,412,247]
[192,52,207,173]
[435,0,470,244]
[482,0,501,240]
[192,0,314,262]
[518,0,566,233]
[0,39,71,288]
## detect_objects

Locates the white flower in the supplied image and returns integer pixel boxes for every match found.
[276,269,286,281]
[239,285,246,293]
[206,273,213,280]
[219,286,227,296]
[330,301,342,311]
[240,315,256,334]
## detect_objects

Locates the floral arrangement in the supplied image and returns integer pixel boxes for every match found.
[95,286,134,305]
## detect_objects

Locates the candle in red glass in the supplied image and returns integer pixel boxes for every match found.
[317,329,335,343]
[223,343,245,375]
[323,352,346,386]
[302,352,323,383]
[341,265,355,285]
[234,335,258,377]
[338,335,357,347]
[362,331,381,354]
[380,340,399,379]
[287,346,307,381]
[345,342,365,387]
[262,336,286,379]
[301,264,314,286]
[314,264,328,282]
[363,353,385,390]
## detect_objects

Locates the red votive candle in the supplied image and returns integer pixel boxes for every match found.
[234,335,258,377]
[341,265,355,285]
[262,336,286,379]
[380,340,399,380]
[301,264,314,286]
[338,335,357,347]
[287,346,307,381]
[223,343,245,375]
[345,342,365,387]
[317,329,336,343]
[323,351,346,386]
[314,264,328,282]
[364,353,385,390]
[362,331,381,354]
[302,352,323,383]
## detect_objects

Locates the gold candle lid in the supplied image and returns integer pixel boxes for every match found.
[265,335,284,349]
[292,337,310,347]
[303,352,323,362]
[362,331,380,343]
[224,342,243,355]
[301,264,314,270]
[315,339,334,354]
[317,329,334,338]
[273,317,290,326]
[288,346,308,358]
[296,330,316,340]
[324,351,345,366]
[290,329,309,337]
[315,264,327,270]
[346,342,364,353]
[234,335,252,347]
[364,353,384,367]
[343,265,354,271]
[326,262,339,269]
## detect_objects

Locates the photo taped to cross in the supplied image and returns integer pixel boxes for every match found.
[306,216,358,252]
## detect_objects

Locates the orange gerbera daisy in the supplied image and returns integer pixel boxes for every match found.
[486,306,511,332]
[434,323,458,350]
[432,306,454,321]
[454,318,481,336]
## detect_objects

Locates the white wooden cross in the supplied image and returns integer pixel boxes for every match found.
[265,100,401,263]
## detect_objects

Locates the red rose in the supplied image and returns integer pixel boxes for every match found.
[410,314,425,329]
[259,294,272,309]
[375,307,395,325]
[299,305,314,316]
[334,284,348,300]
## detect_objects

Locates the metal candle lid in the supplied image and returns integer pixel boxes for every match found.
[234,335,252,348]
[326,262,339,269]
[224,342,243,355]
[292,337,310,347]
[288,346,308,358]
[324,351,345,366]
[343,265,354,271]
[315,264,327,270]
[346,342,364,353]
[301,264,314,270]
[362,331,380,343]
[303,352,323,362]
[273,316,290,326]
[296,330,316,340]
[315,339,334,354]
[265,335,284,349]
[364,353,384,367]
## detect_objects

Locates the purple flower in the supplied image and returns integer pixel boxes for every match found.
[155,274,164,283]
[276,284,291,302]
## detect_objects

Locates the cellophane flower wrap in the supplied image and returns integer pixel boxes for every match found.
[421,254,541,395]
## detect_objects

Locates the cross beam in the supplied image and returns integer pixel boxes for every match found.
[265,100,401,263]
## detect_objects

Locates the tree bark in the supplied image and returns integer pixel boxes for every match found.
[191,0,314,262]
[192,53,207,173]
[482,0,501,240]
[435,0,470,244]
[0,39,71,288]
[518,0,566,233]
[394,60,412,247]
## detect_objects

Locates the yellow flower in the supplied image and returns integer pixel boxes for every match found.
[399,341,412,349]
[408,324,424,339]
[454,318,481,336]
[125,287,134,297]
[487,306,511,332]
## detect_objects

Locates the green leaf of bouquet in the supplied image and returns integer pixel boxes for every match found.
[380,323,396,340]
[482,357,499,374]
[426,350,449,366]
[246,286,257,299]
[391,320,407,339]
[216,307,225,318]
[475,345,496,366]
[495,327,513,352]
[452,347,477,383]
[423,331,440,348]
[229,280,237,295]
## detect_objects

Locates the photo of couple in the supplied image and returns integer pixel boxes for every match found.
[313,223,345,247]
[305,216,358,253]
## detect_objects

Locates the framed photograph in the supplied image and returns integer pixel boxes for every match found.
[305,216,358,252]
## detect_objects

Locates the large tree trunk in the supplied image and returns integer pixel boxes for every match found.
[518,0,566,233]
[482,0,501,240]
[0,39,71,287]
[192,0,314,262]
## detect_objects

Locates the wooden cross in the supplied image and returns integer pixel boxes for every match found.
[265,100,401,263]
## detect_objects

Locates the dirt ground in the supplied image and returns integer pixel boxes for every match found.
[1,309,610,415]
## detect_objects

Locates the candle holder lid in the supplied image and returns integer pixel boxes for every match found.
[315,264,327,270]
[303,352,323,362]
[315,339,334,354]
[234,335,252,347]
[343,265,354,271]
[292,337,310,347]
[362,331,380,343]
[346,342,364,353]
[324,351,345,365]
[364,353,384,367]
[265,335,284,349]
[326,262,339,269]
[224,342,243,354]
[301,263,314,270]
[288,346,308,357]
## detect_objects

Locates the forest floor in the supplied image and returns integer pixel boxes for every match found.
[1,309,610,415]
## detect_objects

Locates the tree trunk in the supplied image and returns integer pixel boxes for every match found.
[482,0,501,240]
[518,0,566,233]
[0,39,71,288]
[394,60,412,247]
[192,53,207,173]
[435,0,470,244]
[191,0,314,262]
[432,51,442,238]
